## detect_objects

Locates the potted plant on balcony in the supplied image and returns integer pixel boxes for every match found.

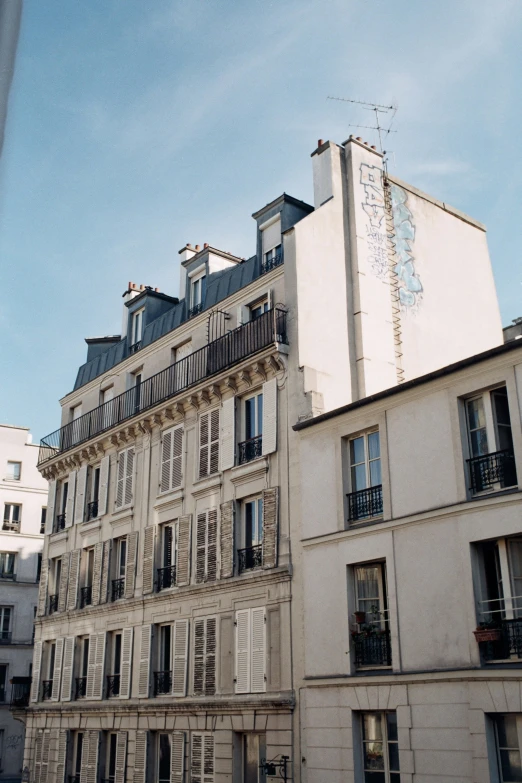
[354,610,366,624]
[473,620,501,643]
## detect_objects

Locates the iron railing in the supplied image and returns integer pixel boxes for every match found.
[0,632,12,644]
[352,629,392,668]
[48,594,59,614]
[0,570,15,580]
[467,449,517,494]
[238,435,263,465]
[153,670,172,696]
[55,514,66,531]
[238,545,263,574]
[156,565,176,592]
[188,303,203,318]
[106,674,120,697]
[2,520,20,532]
[87,500,98,520]
[111,578,125,602]
[75,677,87,699]
[129,341,142,355]
[347,485,383,523]
[79,585,92,608]
[41,680,53,700]
[38,308,288,465]
[479,618,522,662]
[261,250,283,275]
[68,775,81,783]
[10,677,31,708]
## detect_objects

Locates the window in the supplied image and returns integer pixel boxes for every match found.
[80,548,94,608]
[250,299,269,320]
[56,480,68,530]
[154,619,188,697]
[88,465,101,519]
[130,308,144,350]
[132,372,142,413]
[158,734,172,783]
[189,272,206,316]
[465,386,517,493]
[70,404,83,446]
[111,537,127,601]
[108,632,122,697]
[75,637,89,699]
[238,498,263,574]
[3,503,21,532]
[48,557,61,613]
[71,732,84,781]
[191,735,214,783]
[238,734,267,783]
[104,733,118,783]
[235,607,266,694]
[37,554,42,582]
[261,215,282,275]
[42,641,56,699]
[160,426,183,493]
[195,510,218,583]
[157,522,177,591]
[115,447,134,509]
[352,563,391,669]
[0,665,6,702]
[360,712,400,782]
[0,607,12,642]
[198,409,220,479]
[40,507,47,534]
[239,392,263,464]
[492,714,522,782]
[6,461,21,481]
[193,617,216,696]
[347,431,383,523]
[101,386,115,428]
[0,553,15,579]
[262,244,282,274]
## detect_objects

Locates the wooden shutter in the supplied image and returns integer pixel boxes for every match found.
[261,377,277,456]
[41,730,50,783]
[119,627,134,698]
[198,414,209,479]
[160,428,173,492]
[177,515,192,586]
[124,447,135,506]
[56,729,68,783]
[196,511,217,583]
[92,632,106,700]
[33,729,43,783]
[58,552,70,612]
[133,731,147,783]
[45,481,56,535]
[142,526,155,595]
[172,425,183,489]
[196,513,207,584]
[251,607,266,692]
[114,732,127,783]
[86,633,97,699]
[125,531,138,598]
[61,637,75,701]
[79,732,90,783]
[115,450,126,508]
[193,618,215,696]
[220,501,234,578]
[138,625,152,698]
[75,465,88,524]
[207,510,217,582]
[235,609,250,694]
[172,619,189,697]
[191,734,202,783]
[220,397,235,471]
[31,640,42,701]
[237,304,249,325]
[203,735,214,783]
[37,559,49,616]
[100,540,111,604]
[67,549,81,610]
[82,731,99,783]
[51,637,64,700]
[193,619,205,695]
[65,470,76,528]
[91,542,104,605]
[262,487,279,569]
[98,455,110,516]
[171,732,185,783]
[209,410,220,475]
[205,618,216,696]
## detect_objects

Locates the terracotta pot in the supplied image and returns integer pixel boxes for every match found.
[473,628,501,643]
[354,611,366,624]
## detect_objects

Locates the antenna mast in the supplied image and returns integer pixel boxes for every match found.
[327,96,397,156]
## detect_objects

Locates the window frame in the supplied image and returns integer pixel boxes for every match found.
[130,308,145,347]
[465,385,513,458]
[242,496,264,550]
[5,461,21,481]
[0,552,15,579]
[242,391,263,441]
[354,562,388,630]
[157,732,172,783]
[359,711,400,782]
[348,430,382,494]
[0,607,12,641]
[0,664,7,703]
[3,503,21,531]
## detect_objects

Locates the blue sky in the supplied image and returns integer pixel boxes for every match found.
[1,0,521,441]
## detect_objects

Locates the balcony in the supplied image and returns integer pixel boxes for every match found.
[153,670,172,696]
[41,680,53,701]
[48,594,59,614]
[2,520,20,533]
[39,308,288,465]
[106,674,120,697]
[347,485,383,524]
[10,677,31,709]
[238,435,263,465]
[238,545,263,575]
[129,340,142,355]
[111,578,125,602]
[0,632,12,645]
[188,302,203,318]
[352,628,392,668]
[87,500,98,520]
[79,585,92,608]
[55,514,66,532]
[467,448,517,494]
[75,677,87,699]
[156,565,176,592]
[261,249,283,275]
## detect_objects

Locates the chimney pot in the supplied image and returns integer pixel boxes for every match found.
[128,281,132,289]
[139,284,144,291]
[155,287,159,292]
[186,243,192,248]
[356,136,362,141]
[204,243,209,249]
[195,244,200,251]
[371,145,376,150]
[317,139,324,147]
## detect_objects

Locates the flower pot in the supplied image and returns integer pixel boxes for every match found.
[354,611,366,624]
[473,628,501,643]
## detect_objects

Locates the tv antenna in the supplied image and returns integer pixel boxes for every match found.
[327,96,397,155]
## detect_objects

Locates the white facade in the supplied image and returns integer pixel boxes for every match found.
[0,424,46,782]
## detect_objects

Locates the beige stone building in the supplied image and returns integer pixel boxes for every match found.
[16,135,506,783]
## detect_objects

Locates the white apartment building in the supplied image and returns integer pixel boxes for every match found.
[17,134,505,783]
[0,424,46,782]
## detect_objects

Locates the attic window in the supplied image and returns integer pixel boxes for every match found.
[129,308,144,353]
[260,215,282,274]
[189,272,206,318]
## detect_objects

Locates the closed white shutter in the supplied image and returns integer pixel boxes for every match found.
[236,304,250,325]
[138,625,152,698]
[92,632,106,700]
[82,731,99,783]
[45,481,56,535]
[86,633,97,699]
[31,640,42,701]
[262,378,277,455]
[79,732,90,783]
[172,619,189,697]
[124,447,135,506]
[171,732,185,783]
[205,618,216,696]
[207,510,217,582]
[41,730,50,783]
[235,609,250,694]
[172,426,183,489]
[262,216,281,254]
[209,410,220,475]
[176,515,192,586]
[58,553,70,612]
[67,549,81,610]
[262,487,278,569]
[114,731,127,783]
[219,501,234,579]
[115,451,125,509]
[37,559,49,616]
[160,428,173,493]
[220,397,235,471]
[198,414,209,479]
[199,412,220,478]
[124,531,138,598]
[251,607,266,693]
[98,455,110,516]
[196,513,207,584]
[33,729,43,783]
[61,637,75,701]
[133,731,147,783]
[65,470,76,527]
[142,526,155,595]
[91,542,104,605]
[75,465,88,524]
[51,637,64,700]
[56,729,68,783]
[100,540,111,604]
[119,627,134,699]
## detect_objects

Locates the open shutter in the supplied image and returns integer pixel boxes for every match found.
[124,447,135,506]
[75,465,88,524]
[86,633,97,699]
[45,481,56,535]
[31,640,42,701]
[100,540,111,604]
[65,470,76,528]
[115,451,125,508]
[91,542,104,605]
[172,426,183,488]
[133,731,147,783]
[205,618,216,695]
[142,526,155,594]
[209,409,220,475]
[160,429,173,492]
[203,735,214,783]
[33,729,42,783]
[41,731,50,783]
[193,620,205,695]
[115,732,127,783]
[220,501,234,578]
[79,732,90,783]
[119,627,134,698]
[191,734,203,783]
[172,619,189,697]
[83,731,100,783]
[171,732,185,783]
[58,552,70,612]
[51,637,64,700]
[220,397,235,471]
[177,515,192,586]
[261,377,277,456]
[125,531,138,598]
[92,632,106,700]
[196,513,207,584]
[207,510,217,582]
[56,729,68,783]
[251,607,266,693]
[198,414,209,479]
[235,609,250,694]
[98,455,110,516]
[37,559,49,616]
[138,625,152,698]
[262,487,279,569]
[61,637,75,701]
[237,304,250,325]
[67,549,81,610]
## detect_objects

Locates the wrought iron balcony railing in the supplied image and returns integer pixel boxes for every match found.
[10,676,31,709]
[238,435,263,465]
[467,449,517,494]
[129,340,142,355]
[153,670,172,696]
[188,302,203,318]
[87,500,98,520]
[41,680,53,700]
[352,629,392,668]
[75,677,87,699]
[156,565,176,592]
[261,250,283,275]
[48,594,59,614]
[39,308,288,465]
[106,674,120,697]
[55,514,66,531]
[238,544,263,575]
[79,585,92,608]
[0,632,12,644]
[478,618,522,662]
[2,520,20,532]
[111,578,125,602]
[68,775,81,783]
[347,485,383,524]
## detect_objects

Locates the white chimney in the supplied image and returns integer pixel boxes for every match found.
[121,282,140,338]
[178,244,196,300]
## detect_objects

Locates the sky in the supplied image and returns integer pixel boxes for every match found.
[1,0,521,442]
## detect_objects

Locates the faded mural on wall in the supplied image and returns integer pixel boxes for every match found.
[360,163,388,280]
[390,183,422,309]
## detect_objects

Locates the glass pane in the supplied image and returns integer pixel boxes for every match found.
[350,437,365,466]
[368,432,380,460]
[498,424,514,452]
[245,502,253,548]
[245,398,254,439]
[497,715,519,749]
[467,398,486,430]
[363,713,383,742]
[257,394,263,436]
[500,749,522,781]
[12,505,20,522]
[161,625,171,670]
[357,568,380,604]
[493,391,511,426]
[363,741,384,770]
[76,734,83,774]
[390,775,401,783]
[386,712,398,742]
[369,460,382,487]
[158,734,171,781]
[352,463,367,492]
[388,743,400,772]
[364,772,386,783]
[470,428,489,457]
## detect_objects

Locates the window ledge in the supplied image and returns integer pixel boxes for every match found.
[192,474,222,499]
[111,506,134,525]
[470,486,518,500]
[230,458,268,486]
[154,488,184,509]
[80,519,102,536]
[49,530,68,543]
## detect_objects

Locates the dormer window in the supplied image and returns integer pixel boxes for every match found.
[189,271,206,318]
[129,308,144,354]
[260,214,282,274]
